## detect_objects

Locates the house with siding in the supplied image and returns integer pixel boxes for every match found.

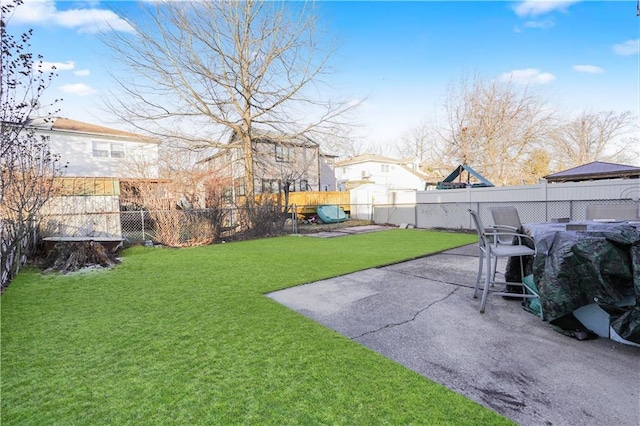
[335,154,429,191]
[206,130,334,200]
[26,117,161,238]
[29,117,160,179]
[319,153,339,191]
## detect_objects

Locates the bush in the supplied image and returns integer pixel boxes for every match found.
[150,210,221,247]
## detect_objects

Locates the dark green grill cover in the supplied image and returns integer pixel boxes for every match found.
[529,224,639,344]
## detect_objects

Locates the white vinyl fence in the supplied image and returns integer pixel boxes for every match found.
[373,179,640,230]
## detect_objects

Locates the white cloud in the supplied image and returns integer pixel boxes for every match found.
[613,40,640,56]
[9,0,57,23]
[74,69,91,77]
[523,19,555,29]
[10,0,134,33]
[573,65,604,74]
[56,8,134,33]
[36,60,75,71]
[499,68,556,85]
[514,18,555,33]
[60,83,97,96]
[513,0,581,18]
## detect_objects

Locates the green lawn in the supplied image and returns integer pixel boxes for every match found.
[1,229,511,425]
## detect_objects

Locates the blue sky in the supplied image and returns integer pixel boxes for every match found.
[7,0,640,149]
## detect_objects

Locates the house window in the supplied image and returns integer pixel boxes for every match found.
[235,181,246,196]
[275,146,293,162]
[110,143,125,158]
[223,188,233,203]
[299,179,309,191]
[283,181,294,193]
[262,179,280,193]
[92,141,126,158]
[92,141,109,157]
[381,164,390,173]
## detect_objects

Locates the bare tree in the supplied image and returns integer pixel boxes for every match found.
[437,73,554,186]
[103,0,357,208]
[549,111,639,169]
[321,132,368,159]
[1,0,63,289]
[521,148,551,184]
[327,136,392,158]
[397,120,433,163]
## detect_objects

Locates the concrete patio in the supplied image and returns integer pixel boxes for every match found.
[268,242,640,425]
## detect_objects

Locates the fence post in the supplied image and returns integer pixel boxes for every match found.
[569,201,574,221]
[291,204,298,234]
[141,210,145,241]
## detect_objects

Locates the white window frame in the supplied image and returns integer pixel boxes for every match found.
[110,143,126,158]
[92,141,109,158]
[92,141,126,158]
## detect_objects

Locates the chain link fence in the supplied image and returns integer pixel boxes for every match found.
[120,204,376,244]
[121,208,241,245]
[1,220,38,291]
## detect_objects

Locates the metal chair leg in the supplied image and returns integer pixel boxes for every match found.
[480,246,492,313]
[474,248,483,299]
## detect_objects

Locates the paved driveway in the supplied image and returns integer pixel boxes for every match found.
[268,244,640,426]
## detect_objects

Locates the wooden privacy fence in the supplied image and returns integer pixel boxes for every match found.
[244,191,351,217]
[54,177,120,196]
[286,191,350,216]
